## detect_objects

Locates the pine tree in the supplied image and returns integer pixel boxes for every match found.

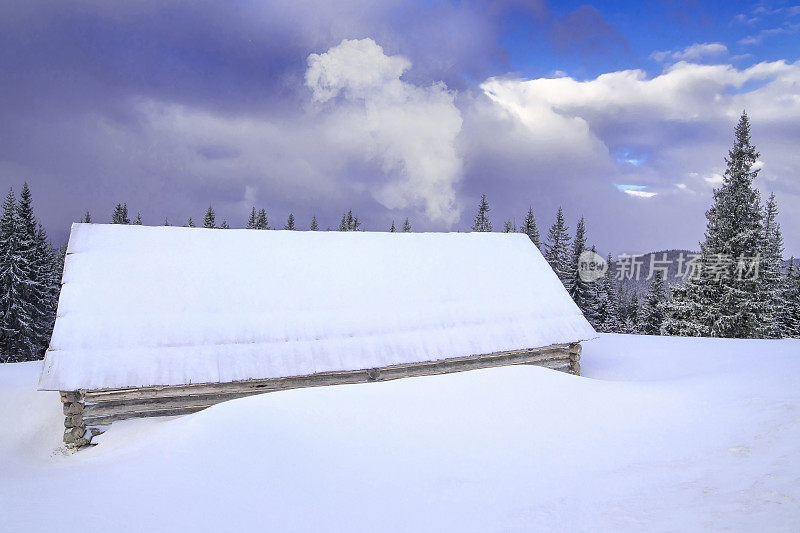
[780,259,799,337]
[246,207,257,229]
[111,203,130,224]
[639,271,668,335]
[219,220,230,229]
[310,216,319,231]
[0,189,36,361]
[503,219,516,233]
[628,292,641,334]
[596,254,620,333]
[544,207,571,288]
[669,112,766,338]
[34,223,58,354]
[761,192,784,338]
[402,218,411,233]
[15,184,45,358]
[390,220,396,232]
[82,211,92,223]
[339,210,360,231]
[285,213,296,230]
[255,208,268,230]
[567,217,589,307]
[163,217,170,226]
[185,217,195,228]
[520,207,541,250]
[133,212,142,225]
[203,205,216,228]
[472,195,492,232]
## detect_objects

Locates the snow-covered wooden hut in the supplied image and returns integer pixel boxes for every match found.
[40,224,595,446]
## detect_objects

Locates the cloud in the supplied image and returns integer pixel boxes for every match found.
[304,39,463,225]
[651,42,728,63]
[474,59,800,252]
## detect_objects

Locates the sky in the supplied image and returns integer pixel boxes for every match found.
[1,0,799,256]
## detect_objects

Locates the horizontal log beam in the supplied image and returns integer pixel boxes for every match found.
[84,344,573,403]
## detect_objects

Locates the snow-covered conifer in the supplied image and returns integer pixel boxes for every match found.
[471,195,492,232]
[203,205,216,228]
[544,207,571,288]
[503,219,516,233]
[389,220,396,232]
[111,203,130,224]
[255,208,268,230]
[285,213,296,230]
[639,271,668,335]
[761,192,784,338]
[133,212,142,225]
[519,207,541,250]
[246,207,257,229]
[310,216,319,231]
[0,189,36,361]
[402,218,411,232]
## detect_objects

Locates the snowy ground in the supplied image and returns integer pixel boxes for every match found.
[2,334,799,532]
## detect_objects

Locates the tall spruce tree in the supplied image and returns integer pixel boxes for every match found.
[203,205,216,228]
[255,208,269,230]
[34,223,58,354]
[310,216,319,231]
[520,207,541,249]
[185,217,195,227]
[472,195,492,232]
[111,203,130,224]
[285,213,296,230]
[389,220,396,232]
[133,212,142,225]
[567,217,589,306]
[596,254,620,333]
[761,192,784,338]
[503,219,516,233]
[402,218,411,232]
[339,210,360,231]
[639,271,668,335]
[0,189,36,361]
[669,112,766,338]
[246,207,257,229]
[17,185,50,356]
[544,207,571,288]
[780,259,799,337]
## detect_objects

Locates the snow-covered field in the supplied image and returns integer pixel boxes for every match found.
[2,334,799,532]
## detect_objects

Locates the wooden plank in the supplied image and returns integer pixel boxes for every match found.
[83,405,212,427]
[85,355,574,417]
[84,344,572,403]
[78,344,576,429]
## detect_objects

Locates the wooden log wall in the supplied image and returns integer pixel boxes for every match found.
[61,342,582,447]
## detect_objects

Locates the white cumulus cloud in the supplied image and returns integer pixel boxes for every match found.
[305,38,464,225]
[651,42,728,63]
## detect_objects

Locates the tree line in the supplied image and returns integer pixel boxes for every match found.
[1,113,797,364]
[465,112,798,339]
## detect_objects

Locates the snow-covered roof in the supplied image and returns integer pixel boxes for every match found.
[39,223,595,391]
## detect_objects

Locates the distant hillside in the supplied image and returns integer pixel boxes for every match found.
[614,249,697,296]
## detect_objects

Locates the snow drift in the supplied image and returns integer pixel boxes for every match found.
[39,224,594,391]
[4,334,800,531]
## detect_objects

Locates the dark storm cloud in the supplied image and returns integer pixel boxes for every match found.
[0,0,548,243]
